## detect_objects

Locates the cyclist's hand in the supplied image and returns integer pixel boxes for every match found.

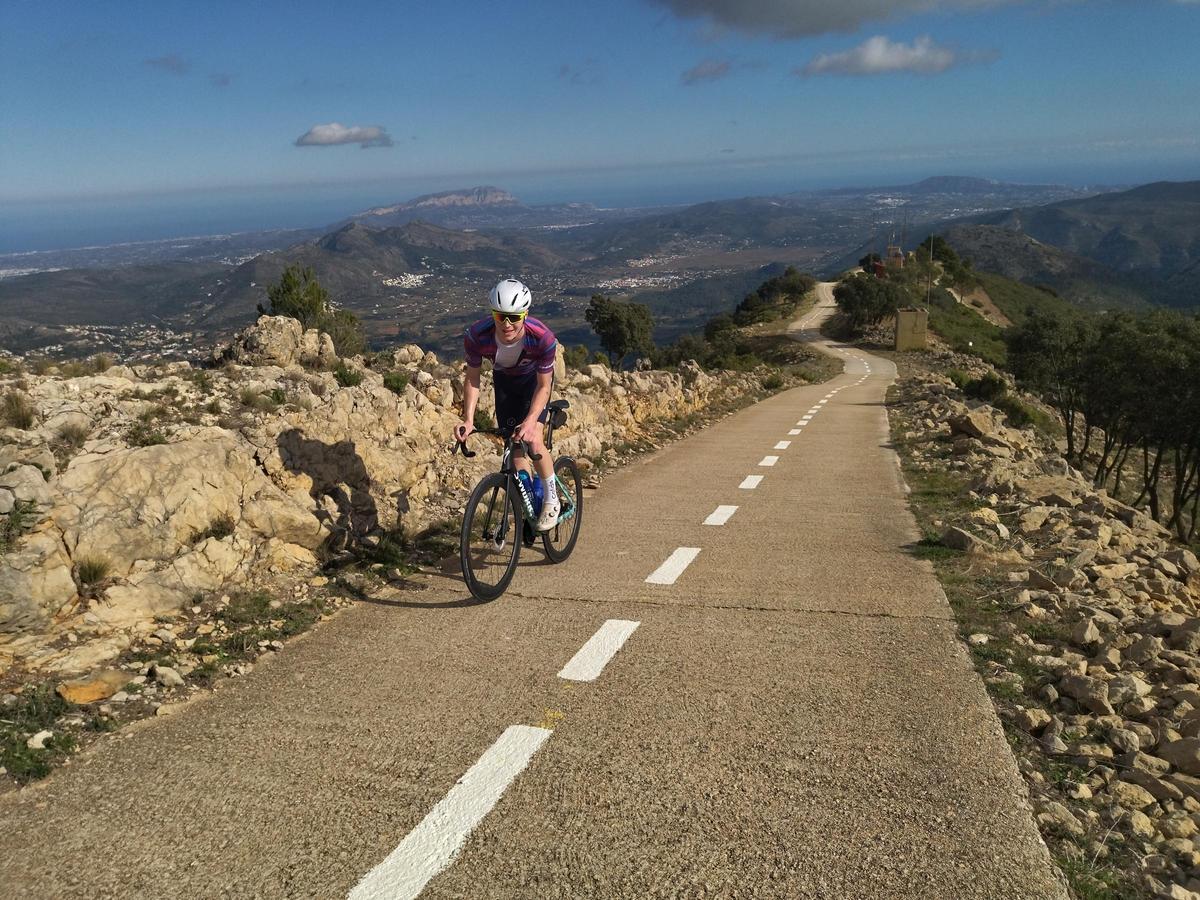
[513,419,539,444]
[454,421,473,442]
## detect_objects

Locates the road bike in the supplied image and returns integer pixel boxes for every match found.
[453,399,583,601]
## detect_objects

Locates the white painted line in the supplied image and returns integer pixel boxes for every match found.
[774,440,791,450]
[818,400,828,405]
[739,475,763,489]
[807,408,820,414]
[801,415,814,421]
[646,547,701,585]
[349,725,551,900]
[758,455,779,467]
[558,619,640,682]
[704,505,738,526]
[788,429,801,435]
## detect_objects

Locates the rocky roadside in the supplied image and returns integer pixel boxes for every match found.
[887,350,1200,900]
[0,314,827,790]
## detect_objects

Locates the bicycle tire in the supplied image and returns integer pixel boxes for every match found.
[542,456,583,563]
[461,473,522,601]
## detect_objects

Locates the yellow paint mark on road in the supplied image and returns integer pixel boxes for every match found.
[536,709,565,730]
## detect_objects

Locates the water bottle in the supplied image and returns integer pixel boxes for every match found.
[531,475,544,515]
[516,470,534,512]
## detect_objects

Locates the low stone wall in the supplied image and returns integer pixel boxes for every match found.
[0,317,761,674]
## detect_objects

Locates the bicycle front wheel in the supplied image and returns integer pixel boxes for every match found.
[542,457,583,563]
[461,473,522,601]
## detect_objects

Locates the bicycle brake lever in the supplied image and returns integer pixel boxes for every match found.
[454,439,476,458]
[520,439,542,462]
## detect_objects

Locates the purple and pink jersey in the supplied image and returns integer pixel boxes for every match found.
[463,315,557,377]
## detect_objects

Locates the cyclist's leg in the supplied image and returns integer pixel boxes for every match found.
[494,370,534,477]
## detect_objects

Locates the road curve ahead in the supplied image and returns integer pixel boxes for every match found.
[0,284,1068,899]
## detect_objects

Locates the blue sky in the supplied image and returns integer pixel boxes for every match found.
[2,0,1198,248]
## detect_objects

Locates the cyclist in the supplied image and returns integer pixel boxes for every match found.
[454,278,560,531]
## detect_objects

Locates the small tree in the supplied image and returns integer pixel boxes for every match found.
[833,275,903,334]
[260,265,328,330]
[258,265,365,357]
[584,295,654,368]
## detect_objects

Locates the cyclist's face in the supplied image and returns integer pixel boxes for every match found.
[495,313,524,338]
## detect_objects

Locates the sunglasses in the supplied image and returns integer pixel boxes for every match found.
[493,311,526,324]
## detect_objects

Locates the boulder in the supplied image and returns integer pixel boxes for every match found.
[940,526,993,554]
[55,669,131,704]
[949,409,995,440]
[1159,739,1200,776]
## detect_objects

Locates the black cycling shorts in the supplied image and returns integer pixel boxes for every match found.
[493,371,548,432]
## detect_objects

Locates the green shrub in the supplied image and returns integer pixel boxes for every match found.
[2,391,35,429]
[563,344,590,369]
[761,372,785,390]
[473,408,495,431]
[193,513,236,544]
[994,395,1033,428]
[1,500,37,554]
[137,403,169,423]
[333,364,362,388]
[383,371,409,394]
[191,371,213,394]
[55,422,90,454]
[269,387,286,406]
[204,399,222,415]
[126,422,167,446]
[0,357,19,375]
[965,372,1007,402]
[28,357,53,376]
[75,555,111,586]
[91,353,113,372]
[945,369,971,391]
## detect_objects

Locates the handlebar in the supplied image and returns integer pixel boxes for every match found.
[452,428,542,461]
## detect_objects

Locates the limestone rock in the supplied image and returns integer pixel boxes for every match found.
[940,526,993,554]
[55,669,130,704]
[1160,739,1200,776]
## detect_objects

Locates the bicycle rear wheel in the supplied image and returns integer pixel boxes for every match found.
[542,457,583,562]
[461,473,522,600]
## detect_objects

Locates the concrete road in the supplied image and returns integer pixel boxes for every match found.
[0,286,1068,899]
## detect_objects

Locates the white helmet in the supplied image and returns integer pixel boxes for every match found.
[489,278,532,315]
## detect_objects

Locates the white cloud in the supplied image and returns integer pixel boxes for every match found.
[651,0,1019,37]
[682,58,733,84]
[800,35,995,75]
[294,123,394,148]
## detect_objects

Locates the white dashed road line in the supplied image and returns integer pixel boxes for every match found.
[348,725,552,900]
[739,475,763,489]
[774,441,791,450]
[788,429,801,435]
[558,620,641,682]
[758,455,779,467]
[646,547,701,584]
[703,505,738,526]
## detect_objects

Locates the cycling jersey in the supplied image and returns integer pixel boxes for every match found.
[463,316,557,377]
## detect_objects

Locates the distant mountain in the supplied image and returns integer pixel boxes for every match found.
[813,175,1103,203]
[548,197,859,262]
[941,224,1150,311]
[972,181,1200,286]
[340,185,635,231]
[195,221,566,328]
[353,186,519,219]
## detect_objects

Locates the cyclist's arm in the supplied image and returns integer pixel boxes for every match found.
[458,364,481,439]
